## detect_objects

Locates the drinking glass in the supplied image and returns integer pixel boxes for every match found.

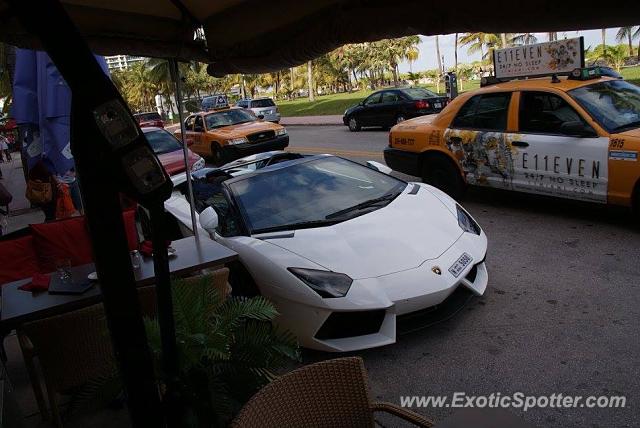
[55,258,72,284]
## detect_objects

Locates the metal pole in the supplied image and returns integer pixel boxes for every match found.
[169,60,199,241]
[148,201,181,426]
[7,1,166,425]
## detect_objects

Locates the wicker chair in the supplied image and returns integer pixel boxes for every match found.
[17,268,230,427]
[231,357,434,428]
[17,304,116,427]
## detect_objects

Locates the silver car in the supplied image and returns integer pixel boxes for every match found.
[236,97,280,123]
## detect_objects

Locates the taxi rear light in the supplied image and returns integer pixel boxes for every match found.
[415,100,430,109]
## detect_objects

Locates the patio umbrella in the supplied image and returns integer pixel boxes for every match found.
[0,0,639,76]
[12,48,108,173]
[2,1,639,427]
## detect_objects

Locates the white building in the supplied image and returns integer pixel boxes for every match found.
[105,55,145,71]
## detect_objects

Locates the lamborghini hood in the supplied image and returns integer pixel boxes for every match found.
[262,185,464,279]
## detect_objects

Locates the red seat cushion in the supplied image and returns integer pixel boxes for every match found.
[122,210,139,251]
[31,216,94,272]
[31,213,139,272]
[0,236,40,285]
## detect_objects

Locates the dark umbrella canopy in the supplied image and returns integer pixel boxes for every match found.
[0,0,639,75]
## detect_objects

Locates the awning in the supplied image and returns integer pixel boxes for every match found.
[0,1,639,75]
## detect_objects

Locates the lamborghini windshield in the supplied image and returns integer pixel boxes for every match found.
[228,157,406,234]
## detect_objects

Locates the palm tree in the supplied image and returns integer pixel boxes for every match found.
[307,60,315,101]
[289,67,295,99]
[435,35,442,93]
[454,33,459,73]
[510,33,538,46]
[616,26,637,57]
[636,27,640,61]
[146,58,196,114]
[459,33,487,59]
[459,33,507,61]
[601,28,606,48]
[126,61,157,111]
[406,46,419,73]
[587,44,628,71]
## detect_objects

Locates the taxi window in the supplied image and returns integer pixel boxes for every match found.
[194,116,204,131]
[184,116,195,131]
[519,91,587,135]
[364,93,382,106]
[452,93,511,131]
[381,92,400,103]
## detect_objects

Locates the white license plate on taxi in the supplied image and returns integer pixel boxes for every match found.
[448,253,473,278]
[433,102,442,109]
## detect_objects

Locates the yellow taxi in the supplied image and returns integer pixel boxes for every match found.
[385,68,640,212]
[176,107,288,164]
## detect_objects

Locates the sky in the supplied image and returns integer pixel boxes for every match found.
[398,28,628,73]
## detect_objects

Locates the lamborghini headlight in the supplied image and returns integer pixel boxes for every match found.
[456,204,481,235]
[275,128,287,136]
[288,268,352,298]
[227,137,248,145]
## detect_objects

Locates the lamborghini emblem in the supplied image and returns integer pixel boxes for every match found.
[431,266,442,275]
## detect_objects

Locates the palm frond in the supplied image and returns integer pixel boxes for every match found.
[143,276,300,425]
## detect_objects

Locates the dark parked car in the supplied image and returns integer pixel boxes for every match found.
[342,88,449,131]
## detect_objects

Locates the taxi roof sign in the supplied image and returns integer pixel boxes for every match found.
[213,95,228,109]
[493,37,585,80]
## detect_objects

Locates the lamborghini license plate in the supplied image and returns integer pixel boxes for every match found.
[448,253,473,278]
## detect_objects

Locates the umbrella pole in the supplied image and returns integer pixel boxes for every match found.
[169,59,199,241]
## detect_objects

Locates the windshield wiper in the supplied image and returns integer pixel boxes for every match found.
[325,192,398,220]
[612,120,640,133]
[253,219,341,234]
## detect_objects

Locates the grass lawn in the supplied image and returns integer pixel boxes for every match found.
[621,65,640,85]
[278,82,481,117]
[278,66,640,117]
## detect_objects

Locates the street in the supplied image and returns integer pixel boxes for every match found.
[288,125,387,163]
[287,125,640,428]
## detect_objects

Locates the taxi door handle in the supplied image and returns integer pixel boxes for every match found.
[512,141,529,147]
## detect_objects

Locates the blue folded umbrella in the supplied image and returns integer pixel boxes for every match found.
[13,48,109,173]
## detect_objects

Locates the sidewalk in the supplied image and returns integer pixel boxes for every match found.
[1,153,30,213]
[1,153,44,233]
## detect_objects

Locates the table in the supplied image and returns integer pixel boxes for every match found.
[0,236,237,330]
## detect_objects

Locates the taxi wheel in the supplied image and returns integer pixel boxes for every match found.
[348,117,361,132]
[210,142,222,165]
[422,157,465,200]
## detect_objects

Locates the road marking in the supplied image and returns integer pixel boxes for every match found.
[287,146,384,159]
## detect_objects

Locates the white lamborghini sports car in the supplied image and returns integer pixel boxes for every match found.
[162,152,488,352]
